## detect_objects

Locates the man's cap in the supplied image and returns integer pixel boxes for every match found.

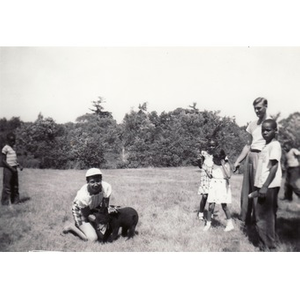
[85,168,102,178]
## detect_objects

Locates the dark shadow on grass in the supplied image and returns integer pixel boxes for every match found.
[276,217,300,251]
[230,212,300,251]
[231,212,241,220]
[231,212,260,248]
[0,233,12,251]
[211,218,223,228]
[16,197,31,204]
[242,224,260,248]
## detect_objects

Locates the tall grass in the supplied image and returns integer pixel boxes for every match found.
[0,167,299,252]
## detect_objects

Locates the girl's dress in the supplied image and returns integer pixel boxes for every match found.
[207,161,232,204]
[197,150,214,195]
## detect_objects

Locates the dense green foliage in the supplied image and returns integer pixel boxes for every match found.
[121,105,247,168]
[0,100,298,169]
[278,112,300,148]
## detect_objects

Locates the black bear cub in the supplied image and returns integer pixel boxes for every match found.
[90,207,139,243]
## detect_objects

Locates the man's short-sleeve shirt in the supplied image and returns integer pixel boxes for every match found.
[73,181,112,210]
[246,116,272,151]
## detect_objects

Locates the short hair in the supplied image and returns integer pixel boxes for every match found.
[6,132,16,141]
[263,119,277,130]
[253,97,268,106]
[207,138,218,146]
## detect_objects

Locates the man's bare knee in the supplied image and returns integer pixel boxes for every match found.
[86,232,98,242]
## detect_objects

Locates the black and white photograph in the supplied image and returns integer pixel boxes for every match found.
[1,46,300,252]
[1,1,300,299]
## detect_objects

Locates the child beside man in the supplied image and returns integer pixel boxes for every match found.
[250,119,282,250]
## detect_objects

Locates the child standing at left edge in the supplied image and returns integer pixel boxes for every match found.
[253,119,282,251]
[1,132,23,205]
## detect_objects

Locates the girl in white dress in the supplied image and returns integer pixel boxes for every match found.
[203,148,234,232]
[196,139,216,220]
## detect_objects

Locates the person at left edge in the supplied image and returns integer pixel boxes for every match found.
[1,132,23,205]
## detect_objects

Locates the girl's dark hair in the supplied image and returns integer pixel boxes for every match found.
[213,148,226,166]
[207,138,218,146]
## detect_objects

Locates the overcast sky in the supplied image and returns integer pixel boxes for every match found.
[1,47,299,126]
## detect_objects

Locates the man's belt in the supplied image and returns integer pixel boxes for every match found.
[250,149,261,153]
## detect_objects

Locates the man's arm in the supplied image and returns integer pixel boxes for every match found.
[1,153,17,173]
[233,133,252,172]
[258,160,278,197]
[80,206,92,222]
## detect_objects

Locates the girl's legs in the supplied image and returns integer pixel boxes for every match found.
[203,203,215,231]
[198,194,208,220]
[207,203,215,221]
[221,203,231,219]
[222,203,234,231]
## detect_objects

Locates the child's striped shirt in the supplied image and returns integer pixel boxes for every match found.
[2,145,18,167]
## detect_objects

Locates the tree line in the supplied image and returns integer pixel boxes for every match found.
[0,99,299,170]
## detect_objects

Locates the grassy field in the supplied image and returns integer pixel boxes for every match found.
[0,166,300,252]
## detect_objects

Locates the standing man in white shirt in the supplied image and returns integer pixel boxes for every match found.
[233,97,271,225]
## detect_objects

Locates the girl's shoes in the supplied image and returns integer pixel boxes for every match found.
[203,219,234,232]
[224,219,234,232]
[197,212,204,220]
[203,221,211,231]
